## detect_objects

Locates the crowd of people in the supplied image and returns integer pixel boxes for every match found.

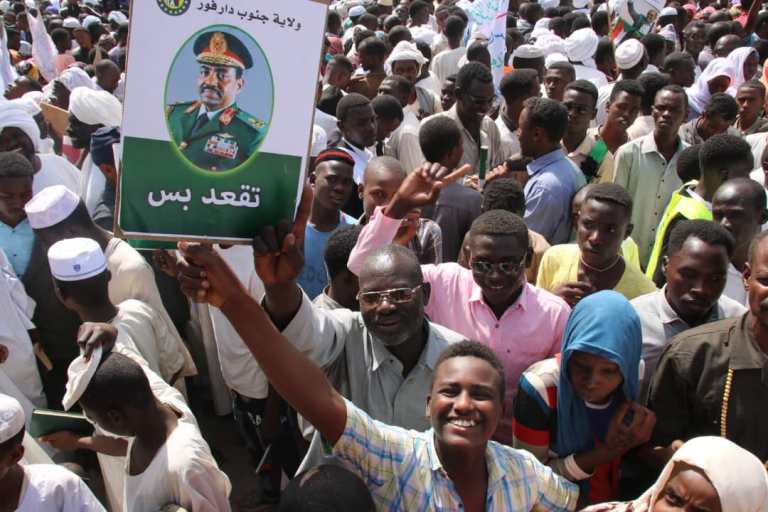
[1,0,768,510]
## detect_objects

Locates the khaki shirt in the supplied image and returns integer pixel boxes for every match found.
[432,105,504,173]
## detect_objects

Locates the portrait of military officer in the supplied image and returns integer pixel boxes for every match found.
[166,31,267,172]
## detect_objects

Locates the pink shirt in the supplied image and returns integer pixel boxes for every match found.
[349,207,571,443]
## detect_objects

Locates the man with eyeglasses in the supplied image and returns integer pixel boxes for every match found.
[426,61,504,173]
[177,184,466,470]
[347,163,571,445]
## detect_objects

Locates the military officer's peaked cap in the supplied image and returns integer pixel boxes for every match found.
[194,31,254,70]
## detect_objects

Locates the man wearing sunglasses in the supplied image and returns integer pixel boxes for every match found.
[177,183,466,470]
[347,163,571,445]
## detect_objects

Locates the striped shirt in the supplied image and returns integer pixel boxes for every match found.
[333,399,579,511]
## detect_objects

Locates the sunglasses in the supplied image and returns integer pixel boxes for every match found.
[357,285,423,306]
[471,258,525,276]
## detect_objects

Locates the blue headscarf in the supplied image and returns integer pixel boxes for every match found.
[553,290,642,457]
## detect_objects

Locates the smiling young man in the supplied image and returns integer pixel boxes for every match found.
[347,163,571,445]
[175,239,579,510]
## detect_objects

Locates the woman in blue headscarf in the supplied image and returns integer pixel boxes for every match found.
[512,290,655,505]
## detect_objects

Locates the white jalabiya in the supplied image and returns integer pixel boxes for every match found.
[34,153,81,196]
[15,464,106,512]
[0,249,44,407]
[123,387,232,512]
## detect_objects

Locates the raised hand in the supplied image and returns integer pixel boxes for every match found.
[153,249,179,278]
[386,162,471,219]
[77,322,118,360]
[177,242,245,308]
[253,182,313,288]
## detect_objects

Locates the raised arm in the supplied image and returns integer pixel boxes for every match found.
[347,162,469,275]
[178,242,348,445]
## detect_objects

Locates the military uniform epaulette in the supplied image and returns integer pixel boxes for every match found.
[234,109,265,131]
[166,101,200,118]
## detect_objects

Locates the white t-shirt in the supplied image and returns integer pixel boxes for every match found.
[724,263,748,306]
[431,46,466,84]
[573,64,608,88]
[123,395,231,512]
[33,154,80,196]
[16,464,105,512]
[208,246,268,399]
[495,116,521,161]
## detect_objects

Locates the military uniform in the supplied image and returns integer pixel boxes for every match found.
[167,30,267,171]
[167,101,265,171]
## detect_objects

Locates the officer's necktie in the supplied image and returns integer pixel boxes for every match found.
[191,114,208,135]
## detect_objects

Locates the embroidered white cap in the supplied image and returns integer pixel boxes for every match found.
[47,238,107,282]
[24,185,80,230]
[0,393,25,443]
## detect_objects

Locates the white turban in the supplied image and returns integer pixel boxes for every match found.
[534,33,566,56]
[107,11,128,25]
[8,97,41,117]
[545,52,569,68]
[615,39,645,70]
[69,88,122,127]
[0,105,41,150]
[58,66,96,92]
[385,40,427,73]
[565,27,599,65]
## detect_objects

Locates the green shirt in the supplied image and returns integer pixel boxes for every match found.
[166,101,265,171]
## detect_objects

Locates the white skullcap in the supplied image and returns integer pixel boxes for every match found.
[573,0,589,8]
[545,52,569,67]
[18,41,31,57]
[348,5,366,17]
[69,88,122,127]
[58,66,96,92]
[24,0,34,8]
[565,27,599,63]
[386,40,427,70]
[659,24,678,44]
[62,17,81,29]
[615,38,645,70]
[513,44,545,60]
[660,6,678,16]
[47,237,107,282]
[82,15,101,30]
[107,11,128,25]
[534,33,566,56]
[0,393,25,443]
[62,346,102,411]
[0,1,10,13]
[0,106,41,151]
[311,124,327,158]
[25,185,80,229]
[22,91,44,105]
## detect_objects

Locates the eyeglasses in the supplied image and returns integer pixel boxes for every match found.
[471,258,525,276]
[357,285,423,306]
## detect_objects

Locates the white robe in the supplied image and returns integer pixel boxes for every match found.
[79,154,106,216]
[33,153,81,197]
[0,249,44,407]
[104,238,197,381]
[123,392,232,512]
[112,299,183,384]
[16,464,106,512]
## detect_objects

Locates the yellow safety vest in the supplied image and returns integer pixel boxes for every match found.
[646,182,712,279]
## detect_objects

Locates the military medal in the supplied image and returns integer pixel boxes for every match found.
[204,134,239,159]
